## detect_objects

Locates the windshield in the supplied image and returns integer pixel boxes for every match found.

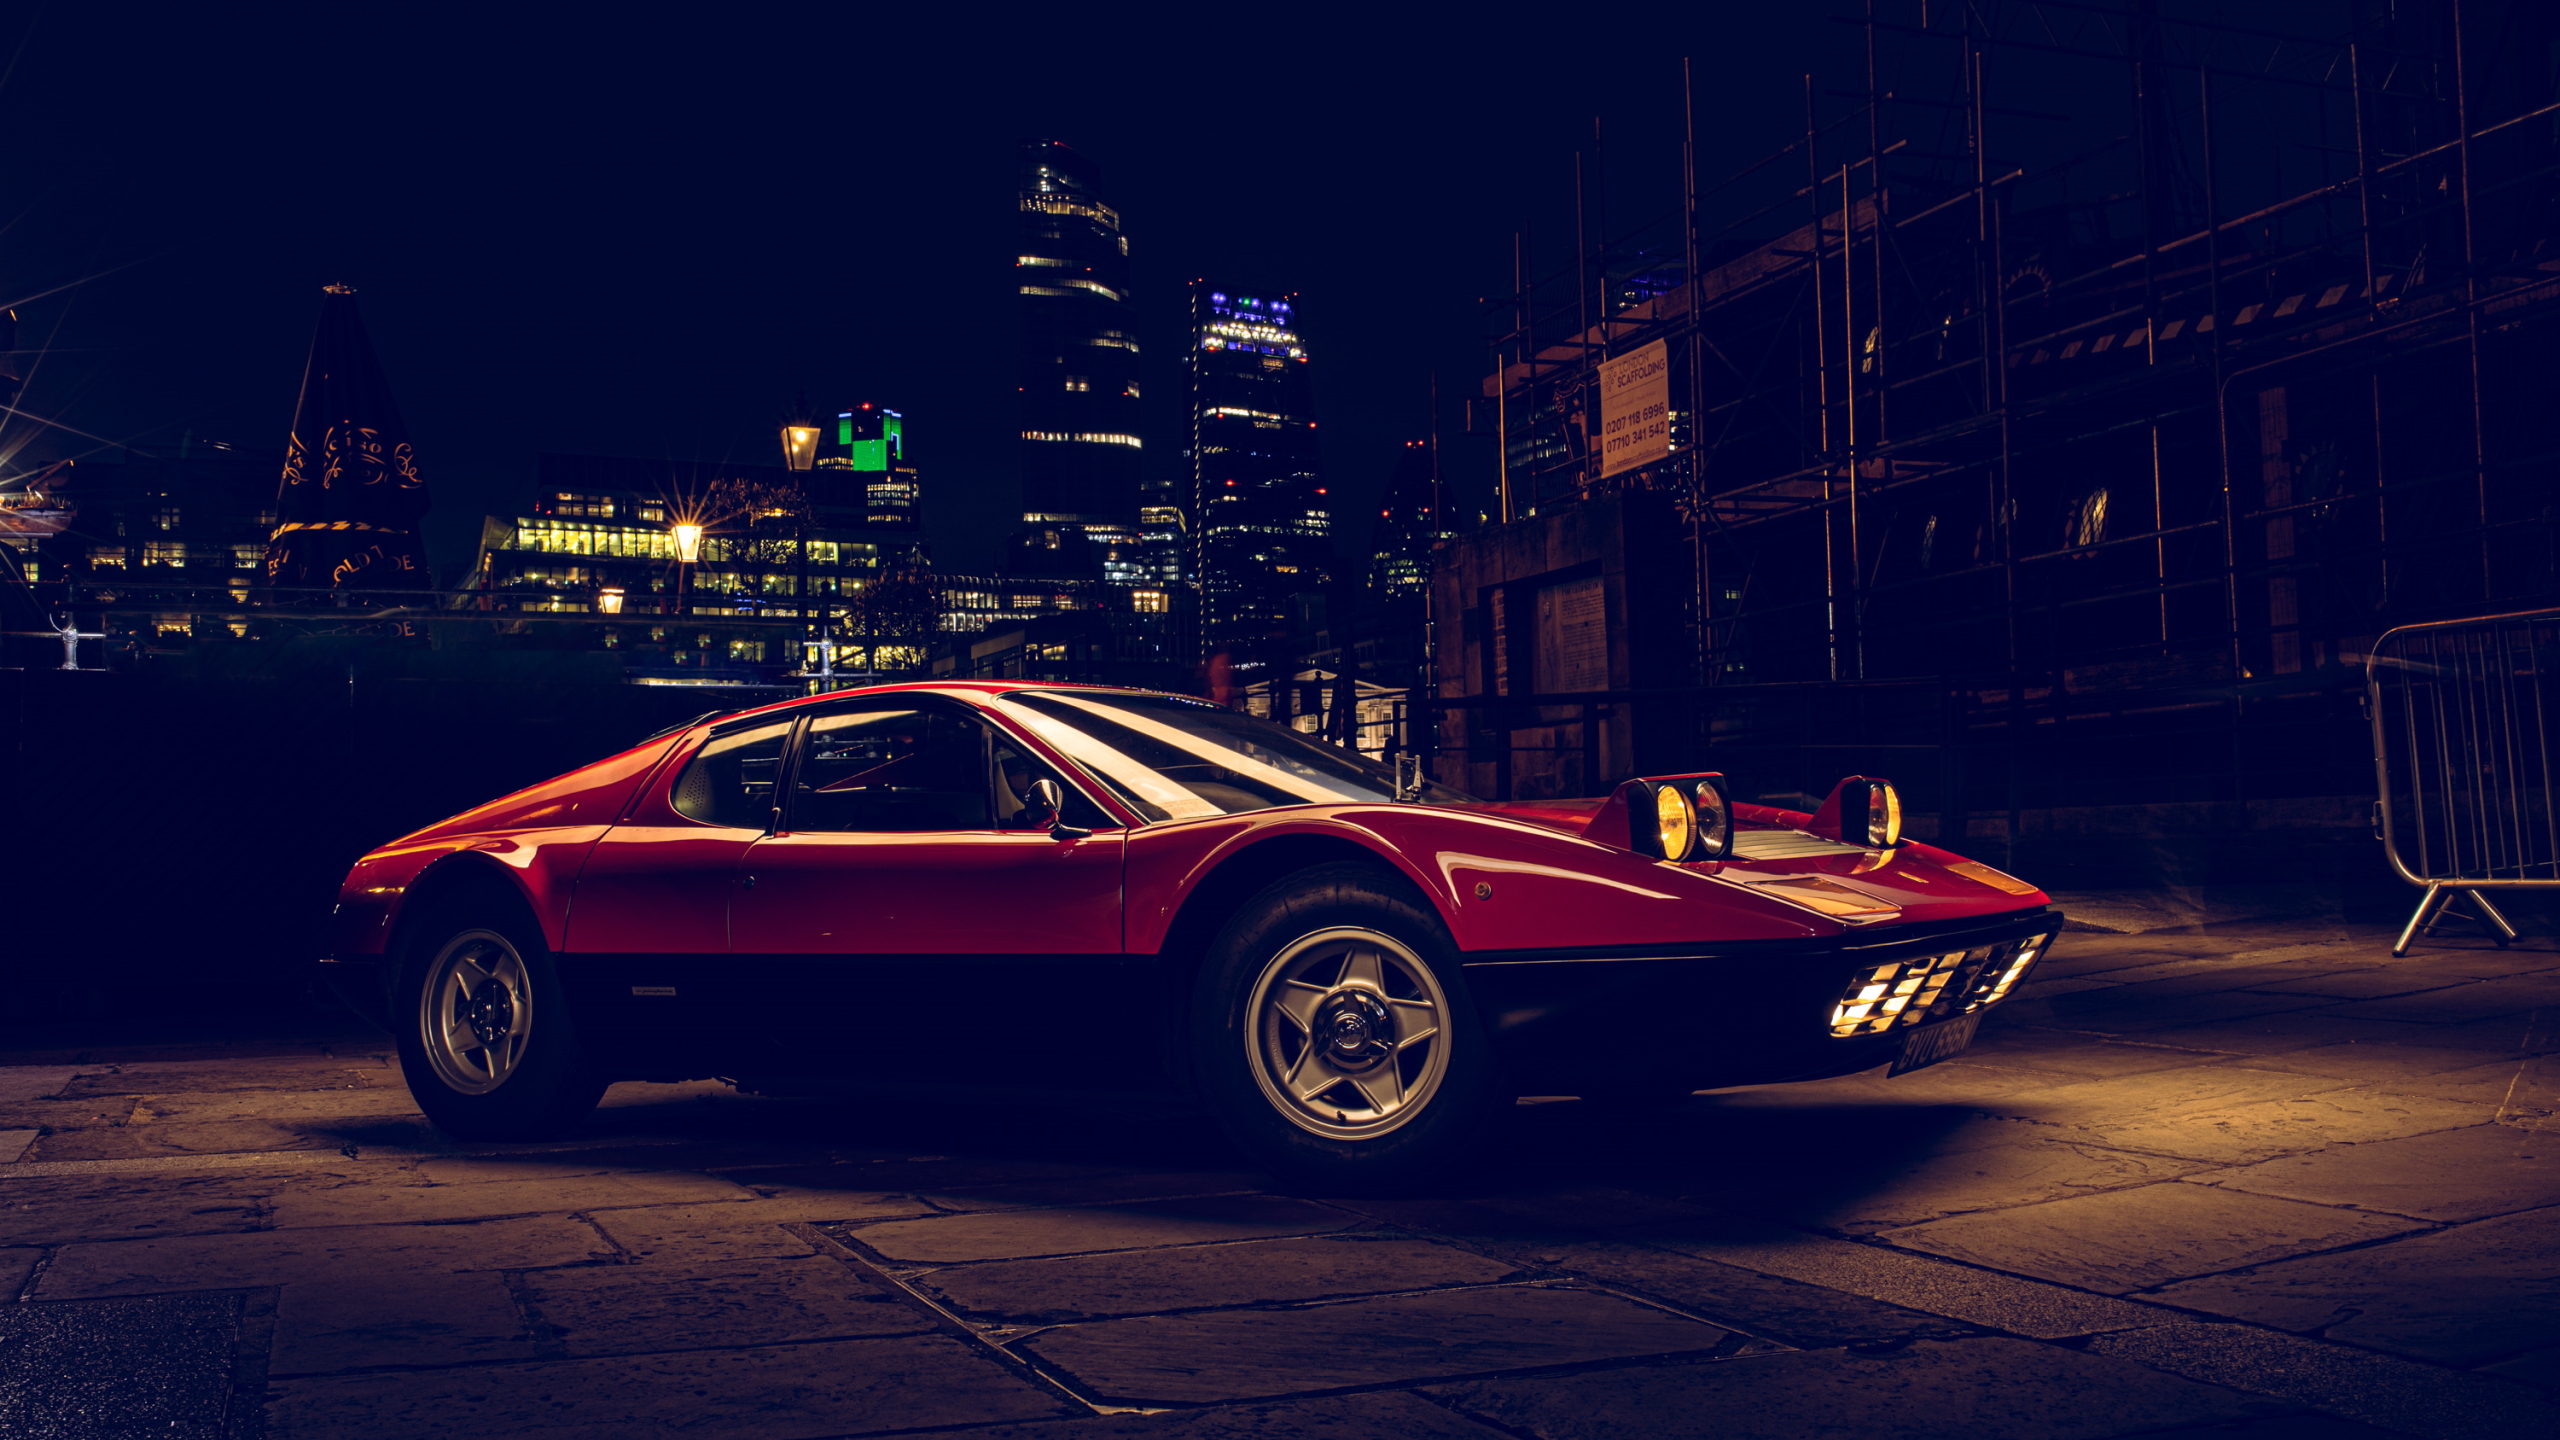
[989,689,1477,820]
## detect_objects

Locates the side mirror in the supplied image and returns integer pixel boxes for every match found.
[1028,777,1091,840]
[1393,753,1423,802]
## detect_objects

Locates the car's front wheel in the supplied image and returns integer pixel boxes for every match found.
[394,886,604,1140]
[1192,863,1500,1192]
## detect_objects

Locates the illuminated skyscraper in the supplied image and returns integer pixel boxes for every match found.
[261,284,432,591]
[819,401,922,531]
[1188,283,1328,668]
[1014,140,1142,538]
[1369,438,1448,601]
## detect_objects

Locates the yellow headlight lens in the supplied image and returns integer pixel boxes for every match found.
[1655,783,1695,860]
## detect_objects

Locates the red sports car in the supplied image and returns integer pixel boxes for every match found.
[321,683,2060,1187]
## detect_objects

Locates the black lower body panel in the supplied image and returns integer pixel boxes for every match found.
[1461,907,2062,1095]
[555,951,1181,1091]
[316,957,396,1032]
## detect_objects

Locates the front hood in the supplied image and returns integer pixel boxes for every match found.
[1435,798,2048,930]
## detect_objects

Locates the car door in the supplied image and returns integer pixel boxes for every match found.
[730,699,1128,1083]
[562,713,794,1071]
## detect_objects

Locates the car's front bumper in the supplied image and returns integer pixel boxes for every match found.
[316,955,396,1032]
[1459,906,2064,1095]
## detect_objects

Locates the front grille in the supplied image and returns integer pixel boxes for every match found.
[1828,935,2048,1038]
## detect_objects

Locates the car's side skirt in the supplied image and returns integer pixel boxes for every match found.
[554,951,1176,1087]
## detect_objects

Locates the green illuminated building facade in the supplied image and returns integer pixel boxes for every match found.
[821,402,922,531]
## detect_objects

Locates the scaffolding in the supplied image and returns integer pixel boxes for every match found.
[1469,0,2560,878]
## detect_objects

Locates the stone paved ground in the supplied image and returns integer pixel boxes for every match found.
[3,916,2556,1439]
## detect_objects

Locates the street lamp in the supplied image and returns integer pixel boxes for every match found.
[669,521,705,618]
[597,586,625,615]
[780,421,821,471]
[782,408,821,691]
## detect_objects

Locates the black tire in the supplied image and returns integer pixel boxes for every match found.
[1191,862,1501,1193]
[392,881,605,1141]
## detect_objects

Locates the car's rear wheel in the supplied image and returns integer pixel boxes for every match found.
[1193,863,1499,1192]
[394,885,604,1140]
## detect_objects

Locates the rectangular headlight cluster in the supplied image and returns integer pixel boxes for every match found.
[1828,937,2047,1038]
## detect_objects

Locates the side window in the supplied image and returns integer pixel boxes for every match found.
[670,719,792,828]
[788,708,992,833]
[993,733,1118,831]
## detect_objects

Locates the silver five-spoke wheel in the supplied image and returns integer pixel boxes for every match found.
[420,928,535,1095]
[1246,926,1449,1139]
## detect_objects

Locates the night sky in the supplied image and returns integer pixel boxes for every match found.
[6,6,1965,579]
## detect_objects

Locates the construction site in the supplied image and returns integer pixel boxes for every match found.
[1439,0,2560,900]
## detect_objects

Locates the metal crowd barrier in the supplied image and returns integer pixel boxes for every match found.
[2366,608,2560,955]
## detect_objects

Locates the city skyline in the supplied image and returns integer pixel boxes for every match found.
[0,6,1847,581]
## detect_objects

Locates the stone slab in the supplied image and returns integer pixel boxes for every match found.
[521,1256,930,1356]
[2101,963,2385,1000]
[132,1088,426,1123]
[1875,1182,2428,1294]
[2030,990,2337,1034]
[1712,1060,2064,1111]
[38,1215,611,1299]
[2132,1419,2455,1440]
[718,1155,1133,1196]
[2243,970,2472,1000]
[917,1234,1522,1323]
[2192,1123,2560,1221]
[2090,1321,2560,1440]
[587,1201,823,1262]
[920,1170,1271,1211]
[1468,1236,1972,1345]
[584,1192,930,1254]
[263,1332,1071,1439]
[2241,1043,2538,1085]
[1959,1032,2226,1080]
[271,1269,538,1376]
[1022,1284,1731,1404]
[843,1195,1351,1264]
[2329,977,2560,1026]
[1983,1066,2347,1128]
[960,1390,1513,1438]
[1630,1218,2169,1338]
[2064,1088,2491,1165]
[0,1245,36,1298]
[2379,1053,2559,1116]
[26,1117,342,1162]
[0,1169,289,1246]
[2384,1013,2560,1052]
[2147,1207,2560,1366]
[0,1291,245,1439]
[262,1169,752,1229]
[1681,1135,2214,1234]
[2137,1013,2452,1055]
[63,1058,395,1097]
[0,1066,80,1104]
[2478,1344,2560,1390]
[1429,1336,2290,1440]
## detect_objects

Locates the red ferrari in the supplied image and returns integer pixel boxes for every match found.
[321,683,2060,1187]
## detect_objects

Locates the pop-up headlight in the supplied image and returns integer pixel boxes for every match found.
[1810,775,1903,849]
[1618,773,1733,862]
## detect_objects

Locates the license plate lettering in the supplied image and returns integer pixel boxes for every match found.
[1890,1011,1982,1076]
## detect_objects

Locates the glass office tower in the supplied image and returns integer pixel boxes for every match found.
[1187,282,1328,668]
[1015,140,1142,536]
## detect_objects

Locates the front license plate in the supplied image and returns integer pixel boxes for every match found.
[1890,1011,1982,1076]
